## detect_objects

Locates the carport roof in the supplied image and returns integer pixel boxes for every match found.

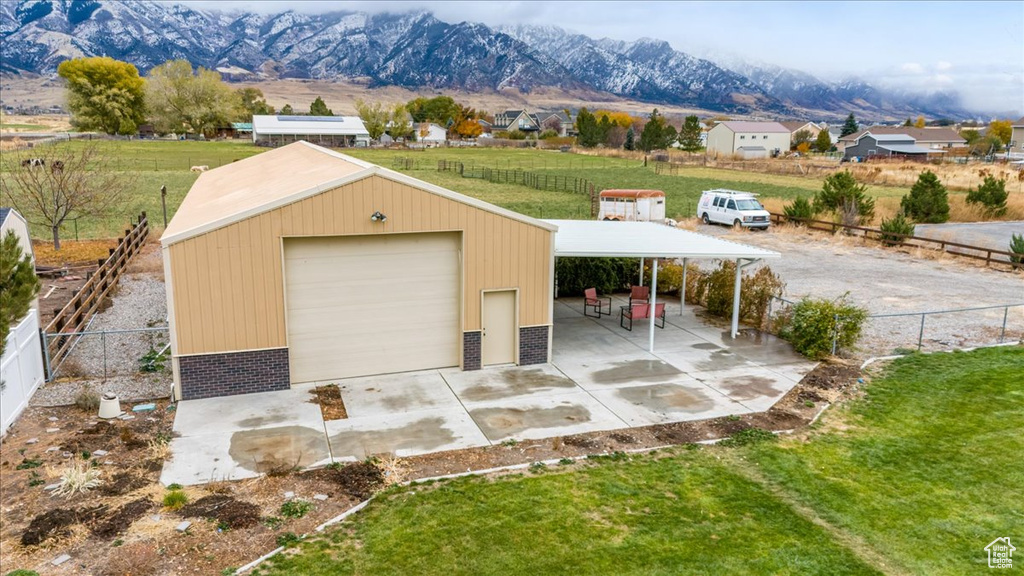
[544,220,781,260]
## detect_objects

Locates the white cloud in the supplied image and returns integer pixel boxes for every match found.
[936,61,952,71]
[932,74,954,85]
[901,62,925,74]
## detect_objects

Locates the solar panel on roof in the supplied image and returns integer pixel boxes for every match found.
[276,115,346,123]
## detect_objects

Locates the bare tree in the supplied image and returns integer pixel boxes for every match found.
[1,143,135,250]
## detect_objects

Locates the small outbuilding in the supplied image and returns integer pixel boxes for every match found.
[162,142,556,400]
[252,115,370,147]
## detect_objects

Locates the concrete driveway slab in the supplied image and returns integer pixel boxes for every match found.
[171,384,321,437]
[466,390,626,443]
[441,364,577,405]
[330,371,462,418]
[689,366,800,412]
[588,381,752,426]
[161,423,332,486]
[325,408,489,461]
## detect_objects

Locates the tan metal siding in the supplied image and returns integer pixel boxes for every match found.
[169,174,552,355]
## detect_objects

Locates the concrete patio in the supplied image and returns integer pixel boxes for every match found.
[161,296,816,486]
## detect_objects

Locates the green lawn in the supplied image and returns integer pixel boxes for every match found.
[255,346,1023,576]
[4,141,912,240]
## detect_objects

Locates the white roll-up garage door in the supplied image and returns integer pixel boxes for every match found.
[284,232,460,383]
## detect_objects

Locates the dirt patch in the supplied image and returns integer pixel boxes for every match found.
[564,434,600,449]
[100,472,150,497]
[801,362,861,391]
[310,384,348,420]
[609,432,638,444]
[21,506,105,546]
[180,495,261,529]
[91,498,154,539]
[333,461,384,500]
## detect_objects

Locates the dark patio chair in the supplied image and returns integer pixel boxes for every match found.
[583,287,611,318]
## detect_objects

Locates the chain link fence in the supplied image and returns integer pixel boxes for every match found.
[769,297,1024,357]
[43,326,170,381]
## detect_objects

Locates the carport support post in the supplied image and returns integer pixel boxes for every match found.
[639,257,644,286]
[649,258,658,352]
[730,259,758,338]
[679,258,688,316]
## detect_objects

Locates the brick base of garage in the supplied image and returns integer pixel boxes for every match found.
[463,331,482,371]
[178,348,291,400]
[519,325,549,365]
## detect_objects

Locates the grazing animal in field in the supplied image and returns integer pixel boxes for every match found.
[50,160,65,173]
[21,158,45,168]
[190,165,209,172]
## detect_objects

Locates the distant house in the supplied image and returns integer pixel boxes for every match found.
[252,115,371,147]
[492,110,540,134]
[839,126,965,151]
[233,122,253,138]
[1010,117,1024,158]
[532,111,576,137]
[417,123,448,145]
[706,121,790,158]
[842,132,944,161]
[137,123,156,139]
[477,119,493,133]
[780,121,822,146]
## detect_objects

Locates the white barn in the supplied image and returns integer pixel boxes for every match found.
[252,115,371,147]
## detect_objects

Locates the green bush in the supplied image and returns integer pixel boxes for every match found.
[280,499,313,519]
[879,213,916,246]
[719,428,777,447]
[642,261,684,294]
[276,532,301,547]
[783,196,814,220]
[1010,233,1024,269]
[538,129,559,140]
[900,170,949,223]
[163,490,188,510]
[687,262,784,330]
[556,257,639,296]
[966,175,1008,216]
[506,130,527,140]
[6,570,41,576]
[813,171,875,223]
[779,295,868,359]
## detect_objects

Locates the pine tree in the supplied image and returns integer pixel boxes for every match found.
[575,108,601,147]
[813,129,832,153]
[0,230,40,356]
[309,96,333,116]
[900,170,950,223]
[624,126,636,150]
[678,115,703,152]
[840,113,858,137]
[639,108,669,152]
[280,103,295,115]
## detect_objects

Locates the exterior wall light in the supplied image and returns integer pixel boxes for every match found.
[370,211,387,223]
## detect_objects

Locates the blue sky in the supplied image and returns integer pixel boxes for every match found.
[181,1,1024,114]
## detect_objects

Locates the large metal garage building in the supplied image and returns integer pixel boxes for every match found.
[162,142,556,400]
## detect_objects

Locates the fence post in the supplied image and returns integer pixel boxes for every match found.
[40,329,52,382]
[1000,307,1009,343]
[831,313,839,356]
[102,330,107,381]
[917,313,926,351]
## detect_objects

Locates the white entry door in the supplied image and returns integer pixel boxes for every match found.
[481,290,517,366]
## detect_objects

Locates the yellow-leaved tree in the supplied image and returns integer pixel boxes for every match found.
[57,57,146,135]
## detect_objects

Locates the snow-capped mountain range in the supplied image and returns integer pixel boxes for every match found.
[0,0,972,120]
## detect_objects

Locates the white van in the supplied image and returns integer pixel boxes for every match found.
[697,189,771,229]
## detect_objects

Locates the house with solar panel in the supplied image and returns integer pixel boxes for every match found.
[251,115,371,147]
[842,132,946,161]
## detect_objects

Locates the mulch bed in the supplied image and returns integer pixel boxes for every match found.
[21,506,106,546]
[180,495,262,529]
[309,384,348,420]
[91,498,154,539]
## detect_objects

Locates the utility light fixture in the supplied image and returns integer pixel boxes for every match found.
[370,211,387,223]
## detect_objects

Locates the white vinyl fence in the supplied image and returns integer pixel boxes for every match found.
[1,309,45,437]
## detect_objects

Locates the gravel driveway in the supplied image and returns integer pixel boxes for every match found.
[702,224,1024,356]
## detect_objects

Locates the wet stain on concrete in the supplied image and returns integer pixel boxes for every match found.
[590,360,682,384]
[717,375,782,401]
[379,389,439,412]
[234,413,293,429]
[694,349,747,373]
[691,342,721,350]
[328,417,456,460]
[459,368,575,402]
[229,426,329,473]
[617,384,715,413]
[470,404,592,440]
